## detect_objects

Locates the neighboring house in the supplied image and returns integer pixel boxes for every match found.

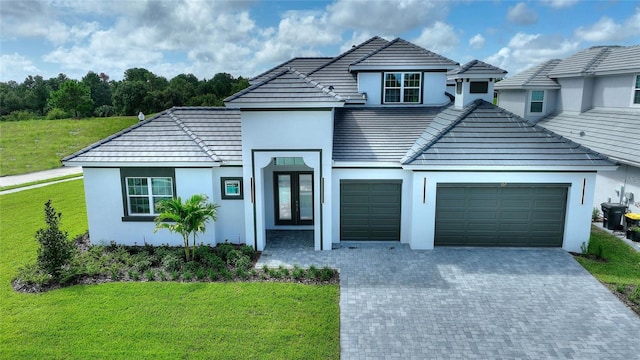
[64,37,615,252]
[496,45,640,214]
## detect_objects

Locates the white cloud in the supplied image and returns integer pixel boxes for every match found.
[507,2,538,25]
[0,53,41,81]
[574,7,640,42]
[485,32,579,74]
[413,22,459,54]
[469,34,485,49]
[539,0,579,9]
[327,0,448,34]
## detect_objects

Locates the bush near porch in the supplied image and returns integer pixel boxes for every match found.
[0,180,339,359]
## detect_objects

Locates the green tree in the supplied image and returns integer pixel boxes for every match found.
[35,200,74,278]
[48,80,94,118]
[81,71,112,108]
[154,194,220,261]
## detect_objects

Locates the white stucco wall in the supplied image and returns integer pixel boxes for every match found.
[82,167,238,246]
[358,72,382,105]
[331,168,413,245]
[592,74,636,109]
[557,78,588,112]
[409,171,597,252]
[241,110,334,251]
[496,90,526,117]
[211,167,246,245]
[423,72,450,106]
[454,79,495,108]
[594,165,640,214]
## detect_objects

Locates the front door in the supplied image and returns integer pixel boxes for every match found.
[274,172,313,225]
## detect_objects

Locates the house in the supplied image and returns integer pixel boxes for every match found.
[63,37,616,252]
[495,45,640,215]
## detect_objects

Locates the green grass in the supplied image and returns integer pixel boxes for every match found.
[0,180,340,359]
[0,117,138,176]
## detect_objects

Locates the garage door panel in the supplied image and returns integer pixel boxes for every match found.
[436,184,567,247]
[341,180,401,241]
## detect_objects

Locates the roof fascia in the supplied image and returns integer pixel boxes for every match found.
[401,164,619,171]
[225,101,345,109]
[350,64,458,71]
[331,161,402,168]
[447,73,506,80]
[495,85,561,90]
[62,161,222,168]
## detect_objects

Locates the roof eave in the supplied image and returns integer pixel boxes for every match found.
[62,160,223,168]
[401,164,619,171]
[224,101,346,109]
[350,64,458,72]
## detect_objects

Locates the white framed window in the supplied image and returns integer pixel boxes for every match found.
[384,72,421,104]
[529,90,545,113]
[125,177,173,215]
[633,75,640,106]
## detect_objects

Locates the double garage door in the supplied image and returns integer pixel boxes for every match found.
[339,181,568,246]
[435,184,568,247]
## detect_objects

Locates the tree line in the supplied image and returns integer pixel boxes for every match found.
[0,68,250,120]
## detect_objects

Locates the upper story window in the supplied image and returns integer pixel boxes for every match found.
[469,81,489,94]
[633,75,640,105]
[529,90,545,113]
[126,177,173,215]
[384,72,421,104]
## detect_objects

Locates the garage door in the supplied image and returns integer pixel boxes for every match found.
[340,180,401,241]
[435,184,568,247]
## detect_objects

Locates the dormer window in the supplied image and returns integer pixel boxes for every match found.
[529,90,545,113]
[384,72,421,104]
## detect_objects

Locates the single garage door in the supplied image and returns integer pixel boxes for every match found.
[435,184,568,247]
[340,180,401,241]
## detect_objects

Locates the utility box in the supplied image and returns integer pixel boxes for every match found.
[601,203,627,230]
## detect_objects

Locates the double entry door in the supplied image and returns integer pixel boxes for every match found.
[274,172,313,225]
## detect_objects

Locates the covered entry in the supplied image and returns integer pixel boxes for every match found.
[435,183,568,247]
[340,180,401,241]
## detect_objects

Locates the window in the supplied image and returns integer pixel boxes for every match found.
[384,72,421,103]
[120,168,175,220]
[529,90,544,113]
[456,81,462,95]
[634,75,640,105]
[221,177,243,200]
[126,177,173,215]
[469,81,488,94]
[273,157,306,166]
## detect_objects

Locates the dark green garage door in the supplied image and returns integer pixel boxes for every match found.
[435,184,568,247]
[340,180,401,241]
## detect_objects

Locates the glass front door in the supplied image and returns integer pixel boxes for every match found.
[275,172,313,225]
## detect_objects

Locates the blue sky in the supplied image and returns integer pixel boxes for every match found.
[1,0,639,82]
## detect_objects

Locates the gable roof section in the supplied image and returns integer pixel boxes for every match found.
[401,100,613,169]
[63,107,241,166]
[495,59,561,89]
[333,107,442,163]
[304,36,390,100]
[349,38,458,70]
[548,46,618,78]
[537,108,640,167]
[250,57,333,84]
[446,59,506,77]
[224,68,344,106]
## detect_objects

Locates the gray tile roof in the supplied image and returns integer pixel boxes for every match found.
[225,68,343,105]
[402,100,613,168]
[250,57,333,84]
[495,59,561,89]
[63,107,241,165]
[332,107,442,163]
[548,46,618,77]
[447,59,506,77]
[591,45,640,74]
[349,38,458,70]
[537,108,640,167]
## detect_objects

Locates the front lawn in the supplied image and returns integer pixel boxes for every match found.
[0,180,339,359]
[574,226,640,315]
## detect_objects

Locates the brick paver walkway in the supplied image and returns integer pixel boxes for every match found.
[257,231,640,360]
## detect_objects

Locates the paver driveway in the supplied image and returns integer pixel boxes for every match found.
[257,233,640,360]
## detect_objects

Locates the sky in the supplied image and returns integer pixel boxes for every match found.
[1,0,639,83]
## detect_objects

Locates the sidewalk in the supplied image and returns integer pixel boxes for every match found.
[0,167,83,195]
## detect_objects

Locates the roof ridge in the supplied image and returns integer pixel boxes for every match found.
[249,56,334,82]
[308,36,386,75]
[62,110,171,162]
[525,59,560,84]
[350,37,400,66]
[224,67,290,102]
[288,67,343,100]
[168,109,221,162]
[584,47,613,73]
[401,99,483,164]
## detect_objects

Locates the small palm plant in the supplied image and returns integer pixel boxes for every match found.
[154,194,220,261]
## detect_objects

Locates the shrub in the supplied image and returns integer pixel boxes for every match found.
[46,108,70,120]
[226,249,243,266]
[592,207,602,222]
[193,245,213,262]
[15,263,53,288]
[239,244,256,259]
[184,261,202,274]
[215,243,236,261]
[319,266,335,281]
[8,110,37,121]
[94,105,115,117]
[161,254,183,272]
[234,255,252,272]
[145,270,155,281]
[201,253,225,271]
[35,200,74,279]
[182,270,193,281]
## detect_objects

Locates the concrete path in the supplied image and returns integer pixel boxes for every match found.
[257,235,640,360]
[0,167,83,195]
